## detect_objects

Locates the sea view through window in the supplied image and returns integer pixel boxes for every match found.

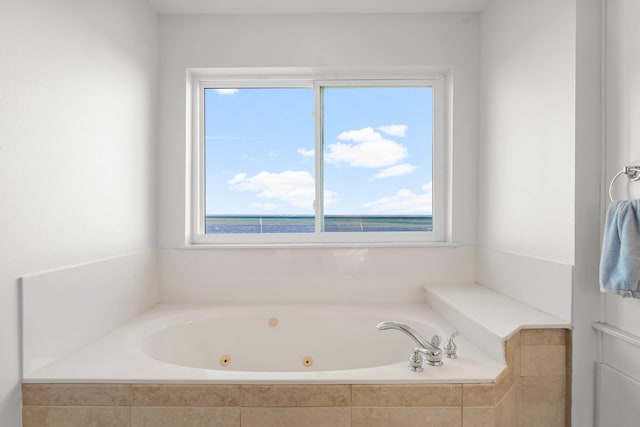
[195,76,443,240]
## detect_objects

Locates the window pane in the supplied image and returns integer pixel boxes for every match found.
[204,88,315,234]
[322,87,433,232]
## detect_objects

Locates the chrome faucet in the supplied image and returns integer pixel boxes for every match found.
[376,321,443,371]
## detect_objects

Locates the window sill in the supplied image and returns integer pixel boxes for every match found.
[179,241,459,250]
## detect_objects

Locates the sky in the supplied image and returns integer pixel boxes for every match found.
[204,86,433,216]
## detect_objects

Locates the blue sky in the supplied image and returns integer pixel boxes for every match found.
[204,86,432,215]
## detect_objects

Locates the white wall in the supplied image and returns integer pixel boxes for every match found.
[598,0,640,424]
[21,252,158,378]
[573,1,603,426]
[0,1,158,425]
[157,13,481,301]
[476,247,573,322]
[158,13,480,249]
[479,3,603,425]
[159,246,475,304]
[478,0,576,265]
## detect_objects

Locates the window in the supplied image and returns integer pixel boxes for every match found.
[191,73,445,245]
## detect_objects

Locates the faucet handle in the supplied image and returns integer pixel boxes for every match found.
[444,331,460,359]
[408,348,425,372]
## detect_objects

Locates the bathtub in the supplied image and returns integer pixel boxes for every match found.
[23,304,505,384]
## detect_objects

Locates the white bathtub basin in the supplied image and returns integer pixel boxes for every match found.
[143,309,440,372]
[24,304,506,384]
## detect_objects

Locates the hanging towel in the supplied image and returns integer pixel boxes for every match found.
[600,200,640,298]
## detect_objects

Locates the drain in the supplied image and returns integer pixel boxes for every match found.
[219,354,231,367]
[268,317,278,327]
[302,356,313,367]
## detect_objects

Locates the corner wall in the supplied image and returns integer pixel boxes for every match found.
[480,2,604,426]
[477,0,577,365]
[478,0,576,265]
[0,1,159,425]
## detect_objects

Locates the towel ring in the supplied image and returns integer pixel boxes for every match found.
[609,166,640,202]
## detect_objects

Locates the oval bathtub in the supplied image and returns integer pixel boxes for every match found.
[143,309,443,372]
[24,304,506,384]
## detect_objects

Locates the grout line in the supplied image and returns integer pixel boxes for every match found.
[494,377,519,408]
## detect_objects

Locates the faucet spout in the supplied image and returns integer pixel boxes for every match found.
[376,321,441,355]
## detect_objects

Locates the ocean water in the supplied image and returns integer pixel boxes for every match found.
[205,215,433,234]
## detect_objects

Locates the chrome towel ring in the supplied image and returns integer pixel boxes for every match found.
[609,166,640,202]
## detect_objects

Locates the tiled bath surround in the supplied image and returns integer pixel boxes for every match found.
[21,328,570,427]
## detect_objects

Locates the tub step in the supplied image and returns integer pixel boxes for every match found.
[422,282,569,362]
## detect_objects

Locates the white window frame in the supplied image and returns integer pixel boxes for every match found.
[189,70,447,246]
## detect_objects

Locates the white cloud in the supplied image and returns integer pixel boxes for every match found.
[214,89,239,95]
[373,163,416,179]
[228,173,247,185]
[325,127,408,168]
[378,124,408,137]
[363,182,432,214]
[337,127,380,143]
[227,170,336,209]
[228,170,313,208]
[297,148,314,157]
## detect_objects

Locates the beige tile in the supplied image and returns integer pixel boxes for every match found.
[131,407,240,427]
[352,384,462,407]
[521,329,568,346]
[494,367,515,404]
[495,383,519,427]
[463,407,494,427]
[22,384,132,406]
[521,345,566,377]
[241,407,350,427]
[520,376,566,427]
[132,384,240,407]
[352,407,461,427]
[23,406,130,427]
[463,384,495,407]
[504,331,521,352]
[240,385,350,407]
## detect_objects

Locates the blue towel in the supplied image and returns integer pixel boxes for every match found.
[600,200,640,298]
